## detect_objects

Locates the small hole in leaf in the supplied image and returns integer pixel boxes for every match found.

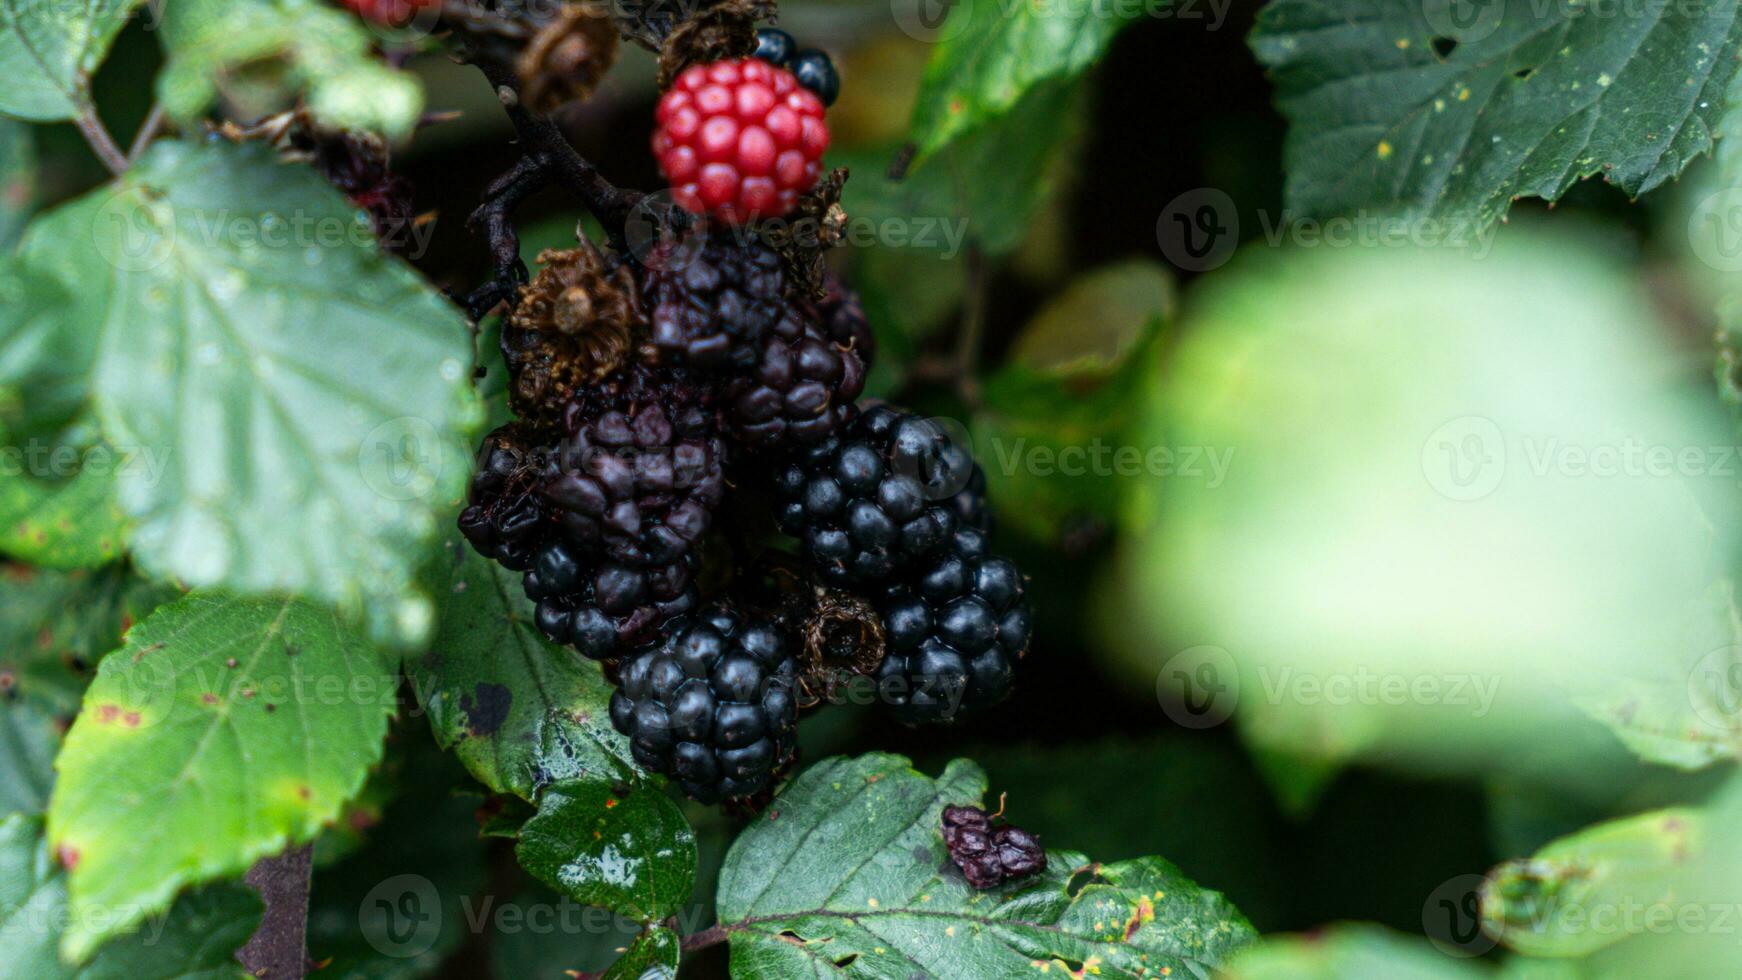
[1066,865,1108,897]
[1431,36,1457,58]
[1513,67,1535,80]
[833,955,859,967]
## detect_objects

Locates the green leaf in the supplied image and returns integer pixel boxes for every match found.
[0,0,144,121]
[516,781,696,924]
[0,447,130,570]
[0,118,35,247]
[0,564,175,817]
[1482,808,1703,958]
[895,80,1084,255]
[157,0,422,140]
[963,735,1287,928]
[716,754,1255,978]
[46,593,397,962]
[1125,232,1742,779]
[0,813,262,979]
[907,0,1139,164]
[413,537,639,802]
[1006,261,1174,375]
[21,138,482,645]
[0,259,86,441]
[1224,924,1488,979]
[603,926,679,980]
[973,306,1167,544]
[1572,579,1742,769]
[1250,0,1742,228]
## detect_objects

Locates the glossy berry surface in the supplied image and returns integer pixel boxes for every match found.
[877,528,1030,725]
[524,539,698,662]
[753,28,796,67]
[772,406,987,588]
[653,58,830,224]
[540,363,728,571]
[338,0,438,25]
[610,603,800,803]
[790,49,840,107]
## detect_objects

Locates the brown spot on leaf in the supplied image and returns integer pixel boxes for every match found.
[201,693,219,706]
[459,682,512,737]
[96,704,120,723]
[56,845,79,870]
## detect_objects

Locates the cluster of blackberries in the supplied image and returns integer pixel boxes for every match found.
[942,805,1047,890]
[458,40,1033,805]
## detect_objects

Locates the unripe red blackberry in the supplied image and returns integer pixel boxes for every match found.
[338,0,437,25]
[652,57,830,224]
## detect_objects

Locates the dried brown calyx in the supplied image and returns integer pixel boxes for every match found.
[759,167,850,302]
[503,240,647,424]
[654,0,775,90]
[746,555,887,709]
[517,4,620,113]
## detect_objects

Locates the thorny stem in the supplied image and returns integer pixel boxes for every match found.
[457,54,644,320]
[476,58,642,228]
[74,103,129,177]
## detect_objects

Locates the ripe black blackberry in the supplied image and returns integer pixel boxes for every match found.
[458,425,555,572]
[643,231,790,372]
[876,527,1030,725]
[523,538,698,661]
[539,362,727,572]
[772,406,987,588]
[722,309,865,449]
[609,602,800,803]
